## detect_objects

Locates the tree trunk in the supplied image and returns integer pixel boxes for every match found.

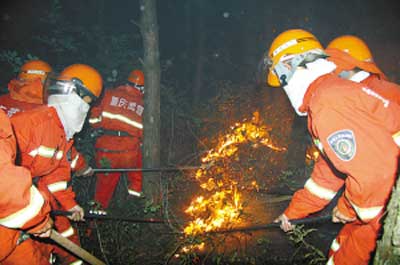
[374,175,400,265]
[139,0,161,203]
[192,0,205,105]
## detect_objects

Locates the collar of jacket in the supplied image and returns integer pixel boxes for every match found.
[47,105,64,130]
[299,73,334,114]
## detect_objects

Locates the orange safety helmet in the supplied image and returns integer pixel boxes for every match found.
[326,35,386,79]
[327,35,374,62]
[60,64,103,99]
[18,59,52,82]
[266,29,323,87]
[128,69,144,86]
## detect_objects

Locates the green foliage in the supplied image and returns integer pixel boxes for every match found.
[0,50,38,74]
[288,225,327,265]
[28,0,142,85]
[143,200,161,214]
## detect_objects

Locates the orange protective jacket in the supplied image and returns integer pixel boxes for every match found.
[11,106,78,210]
[0,110,50,260]
[362,75,400,106]
[0,91,89,173]
[285,74,400,222]
[0,93,40,117]
[89,84,143,154]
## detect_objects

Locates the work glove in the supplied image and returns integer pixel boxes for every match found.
[68,205,85,222]
[332,206,356,224]
[32,217,54,238]
[274,213,295,232]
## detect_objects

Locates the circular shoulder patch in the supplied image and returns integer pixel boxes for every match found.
[327,129,356,161]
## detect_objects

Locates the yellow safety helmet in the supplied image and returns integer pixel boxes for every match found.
[266,29,323,87]
[327,35,374,62]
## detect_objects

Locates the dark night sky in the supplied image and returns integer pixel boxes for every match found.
[1,0,400,91]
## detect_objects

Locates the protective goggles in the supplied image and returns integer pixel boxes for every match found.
[43,73,97,104]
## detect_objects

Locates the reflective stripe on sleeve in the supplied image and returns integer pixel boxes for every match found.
[349,201,383,220]
[89,116,102,124]
[128,189,142,197]
[330,238,340,252]
[70,260,83,265]
[80,166,92,176]
[102,111,143,129]
[0,186,45,228]
[60,226,74,238]
[70,154,79,169]
[393,131,400,147]
[304,178,337,201]
[47,181,68,193]
[29,146,63,160]
[327,256,335,265]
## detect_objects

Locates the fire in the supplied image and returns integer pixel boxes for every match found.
[183,187,242,235]
[183,111,286,237]
[305,144,320,165]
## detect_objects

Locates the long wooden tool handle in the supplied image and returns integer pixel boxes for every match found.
[50,229,106,265]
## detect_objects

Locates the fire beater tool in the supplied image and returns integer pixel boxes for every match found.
[51,209,166,224]
[209,215,332,234]
[91,165,207,173]
[50,229,106,265]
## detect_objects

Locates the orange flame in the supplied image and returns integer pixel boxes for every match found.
[183,111,286,238]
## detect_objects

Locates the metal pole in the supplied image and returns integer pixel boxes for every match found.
[52,210,166,224]
[208,215,332,234]
[92,165,204,173]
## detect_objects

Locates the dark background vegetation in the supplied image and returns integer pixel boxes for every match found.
[1,0,400,90]
[1,0,400,264]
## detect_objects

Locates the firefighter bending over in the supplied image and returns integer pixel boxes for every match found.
[266,29,400,265]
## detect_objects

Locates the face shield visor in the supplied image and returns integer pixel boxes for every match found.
[269,49,326,86]
[43,73,97,105]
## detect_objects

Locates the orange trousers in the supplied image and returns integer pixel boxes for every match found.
[328,218,381,265]
[94,149,142,209]
[0,227,52,265]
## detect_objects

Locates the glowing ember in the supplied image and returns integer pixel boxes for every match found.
[183,111,286,237]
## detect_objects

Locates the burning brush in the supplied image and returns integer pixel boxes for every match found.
[178,111,286,257]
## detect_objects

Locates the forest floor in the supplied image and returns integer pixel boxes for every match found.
[72,86,342,265]
[74,170,341,265]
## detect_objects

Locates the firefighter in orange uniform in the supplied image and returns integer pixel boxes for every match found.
[326,35,400,105]
[11,64,103,265]
[0,109,53,264]
[0,59,51,116]
[267,29,400,265]
[0,60,92,176]
[89,69,144,209]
